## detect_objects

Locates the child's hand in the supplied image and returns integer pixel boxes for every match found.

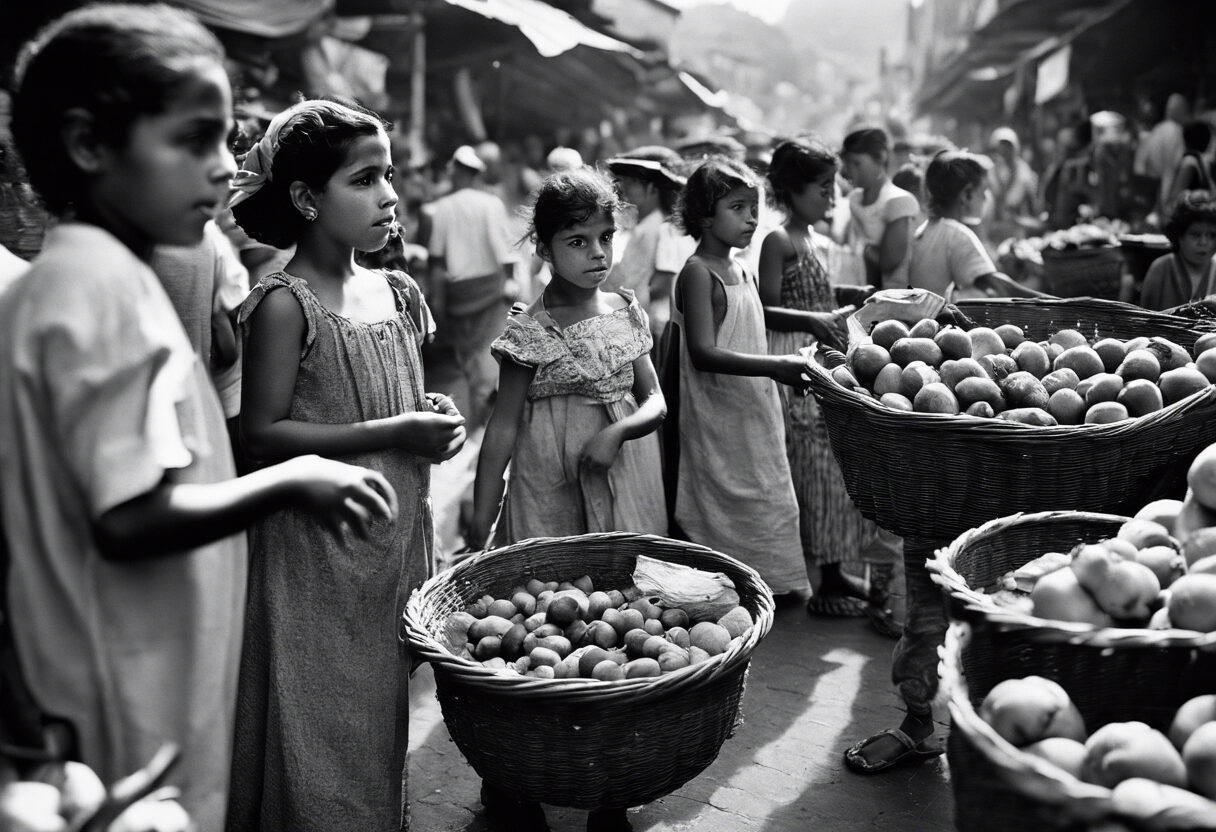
[281,455,399,539]
[808,311,848,351]
[426,392,462,419]
[770,354,812,391]
[399,411,467,462]
[579,426,624,473]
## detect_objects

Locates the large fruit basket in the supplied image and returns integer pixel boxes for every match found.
[403,532,775,810]
[1042,245,1125,300]
[803,298,1216,541]
[942,621,1216,832]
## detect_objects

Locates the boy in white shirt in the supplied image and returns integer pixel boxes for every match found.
[909,150,1048,300]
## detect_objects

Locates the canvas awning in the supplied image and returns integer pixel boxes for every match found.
[439,0,643,59]
[171,0,334,38]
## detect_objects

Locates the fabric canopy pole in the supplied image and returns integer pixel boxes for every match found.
[409,11,427,165]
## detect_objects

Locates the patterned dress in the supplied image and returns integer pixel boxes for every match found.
[766,244,876,569]
[489,289,666,542]
[227,270,433,832]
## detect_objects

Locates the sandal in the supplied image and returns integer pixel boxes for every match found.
[865,604,904,639]
[806,594,868,618]
[843,728,942,775]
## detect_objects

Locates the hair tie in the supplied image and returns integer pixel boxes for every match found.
[227,100,340,209]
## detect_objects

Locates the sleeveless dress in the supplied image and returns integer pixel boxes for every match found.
[766,244,877,569]
[489,289,666,542]
[673,256,809,595]
[227,270,433,832]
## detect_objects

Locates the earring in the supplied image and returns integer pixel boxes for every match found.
[304,210,317,222]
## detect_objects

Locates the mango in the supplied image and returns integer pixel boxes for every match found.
[1195,333,1216,358]
[1183,528,1216,566]
[1178,492,1216,544]
[688,646,712,664]
[474,636,502,660]
[1050,329,1089,350]
[995,324,1025,349]
[831,366,861,389]
[1085,402,1129,424]
[1170,695,1216,750]
[938,357,987,390]
[1023,737,1087,779]
[578,646,612,677]
[1117,350,1161,383]
[1012,340,1050,378]
[1112,778,1216,826]
[934,327,972,360]
[485,599,516,619]
[1042,368,1081,394]
[913,382,959,415]
[1055,346,1104,380]
[1082,722,1187,788]
[618,608,645,635]
[532,623,562,638]
[979,353,1018,381]
[1118,519,1173,549]
[643,618,664,636]
[467,599,488,618]
[1149,607,1172,629]
[966,401,995,418]
[1002,371,1050,409]
[1072,544,1160,620]
[624,658,662,679]
[1031,567,1114,627]
[482,657,508,670]
[554,654,580,678]
[1093,338,1127,373]
[535,635,572,658]
[665,626,691,649]
[898,362,940,399]
[535,590,553,613]
[1190,555,1216,575]
[624,628,651,659]
[979,676,1086,746]
[955,376,1005,411]
[585,620,617,650]
[1136,546,1186,589]
[524,612,547,632]
[849,343,892,384]
[997,407,1057,427]
[525,578,546,596]
[1048,388,1086,425]
[564,619,589,647]
[513,656,532,674]
[870,319,909,350]
[546,596,582,627]
[718,606,753,638]
[586,591,612,621]
[872,363,904,396]
[1083,373,1123,406]
[572,574,595,594]
[880,392,914,412]
[969,327,1006,359]
[500,624,528,660]
[591,660,623,681]
[1116,379,1163,417]
[606,589,626,607]
[1148,337,1191,371]
[891,337,943,368]
[642,635,669,659]
[1135,499,1185,535]
[658,650,690,672]
[529,646,562,668]
[1198,349,1216,383]
[909,318,939,338]
[601,607,625,637]
[1167,574,1216,631]
[529,665,555,679]
[1188,446,1216,512]
[1160,367,1211,405]
[659,607,689,630]
[468,615,515,642]
[690,622,732,655]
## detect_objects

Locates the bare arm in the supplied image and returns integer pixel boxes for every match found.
[756,230,848,346]
[468,358,533,546]
[579,354,667,474]
[95,454,398,561]
[973,271,1053,299]
[680,261,809,388]
[877,215,913,280]
[240,287,464,465]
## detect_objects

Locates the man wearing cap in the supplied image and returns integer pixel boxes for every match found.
[425,145,515,426]
[607,147,693,343]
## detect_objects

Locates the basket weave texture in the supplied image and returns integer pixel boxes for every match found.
[804,298,1216,539]
[1042,245,1124,300]
[942,621,1216,832]
[403,533,775,809]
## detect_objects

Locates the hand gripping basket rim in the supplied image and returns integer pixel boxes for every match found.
[403,532,776,705]
[928,510,1216,651]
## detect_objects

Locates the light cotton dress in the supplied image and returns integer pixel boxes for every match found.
[673,256,809,595]
[766,244,876,570]
[227,270,433,832]
[0,223,245,832]
[489,289,666,542]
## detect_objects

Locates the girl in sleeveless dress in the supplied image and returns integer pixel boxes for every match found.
[228,99,467,831]
[671,158,812,597]
[470,168,665,832]
[759,138,878,617]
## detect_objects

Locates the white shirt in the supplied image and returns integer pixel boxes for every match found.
[427,186,513,281]
[848,180,919,289]
[909,218,995,299]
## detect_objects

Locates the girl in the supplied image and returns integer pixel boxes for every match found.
[1164,121,1215,215]
[1,8,396,831]
[468,168,665,832]
[759,138,876,617]
[672,158,811,598]
[470,167,665,550]
[1141,192,1216,312]
[841,127,920,289]
[228,99,465,831]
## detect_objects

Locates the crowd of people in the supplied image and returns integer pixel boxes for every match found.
[2,4,1216,832]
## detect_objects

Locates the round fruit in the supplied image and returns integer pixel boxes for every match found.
[955,376,1005,410]
[890,337,943,368]
[1085,402,1129,424]
[979,353,1018,381]
[546,596,581,626]
[659,608,690,630]
[1042,368,1081,395]
[1093,338,1127,373]
[913,382,960,414]
[1198,349,1216,384]
[578,646,612,677]
[624,658,662,679]
[1050,329,1089,350]
[939,358,987,390]
[487,599,518,619]
[1117,379,1163,417]
[969,327,1006,359]
[475,636,502,660]
[880,393,914,411]
[690,622,732,655]
[1168,574,1216,631]
[1117,350,1161,383]
[872,363,904,396]
[870,319,909,350]
[529,646,561,667]
[1160,367,1211,405]
[1054,346,1105,380]
[591,660,624,681]
[1195,333,1216,359]
[1012,341,1050,378]
[995,324,1025,349]
[935,327,973,360]
[1189,445,1216,512]
[849,344,892,384]
[909,318,940,338]
[1048,388,1086,425]
[1084,373,1124,406]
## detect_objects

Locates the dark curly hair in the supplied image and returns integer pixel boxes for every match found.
[230,98,388,249]
[12,3,225,215]
[924,149,990,218]
[1164,192,1216,249]
[524,167,622,250]
[766,137,838,212]
[677,157,758,240]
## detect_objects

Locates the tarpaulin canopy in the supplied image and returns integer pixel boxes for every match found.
[440,0,643,59]
[171,0,334,38]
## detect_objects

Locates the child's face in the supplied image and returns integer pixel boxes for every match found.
[704,185,759,250]
[543,211,615,289]
[311,130,399,252]
[842,152,883,189]
[616,175,656,214]
[94,60,235,247]
[788,170,836,225]
[961,177,989,220]
[1179,221,1216,268]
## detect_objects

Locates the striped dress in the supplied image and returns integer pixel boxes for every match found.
[766,244,876,568]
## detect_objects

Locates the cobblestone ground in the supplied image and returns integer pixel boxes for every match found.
[412,434,955,831]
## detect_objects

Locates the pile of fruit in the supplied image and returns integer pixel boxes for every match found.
[439,573,754,681]
[978,677,1216,825]
[831,317,1216,425]
[994,443,1216,631]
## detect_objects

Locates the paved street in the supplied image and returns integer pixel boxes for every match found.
[409,437,955,831]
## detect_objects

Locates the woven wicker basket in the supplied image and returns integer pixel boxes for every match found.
[942,622,1216,832]
[803,299,1216,540]
[403,533,775,810]
[1042,245,1124,300]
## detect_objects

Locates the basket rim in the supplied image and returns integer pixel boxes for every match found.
[403,532,776,704]
[805,342,1216,436]
[929,511,1216,649]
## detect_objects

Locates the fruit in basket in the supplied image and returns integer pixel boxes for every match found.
[880,393,913,411]
[995,324,1025,349]
[529,646,562,668]
[591,660,624,681]
[955,377,1005,411]
[1160,367,1211,405]
[1135,499,1185,534]
[1094,338,1127,373]
[1110,777,1216,829]
[624,658,662,679]
[474,636,502,660]
[718,606,753,638]
[966,401,995,418]
[1002,372,1050,409]
[939,358,987,390]
[665,626,690,649]
[1071,545,1161,620]
[979,353,1018,381]
[1117,350,1162,383]
[1012,340,1050,378]
[1196,333,1216,357]
[872,363,903,397]
[1117,380,1164,417]
[1183,529,1216,566]
[1041,368,1080,396]
[1031,566,1115,626]
[1054,346,1105,380]
[641,636,668,659]
[1082,722,1187,789]
[587,591,612,621]
[658,650,690,672]
[890,338,943,368]
[690,622,732,655]
[1167,574,1216,630]
[997,407,1058,427]
[1049,389,1087,425]
[1169,696,1216,750]
[486,598,516,619]
[1118,519,1174,550]
[1136,546,1187,588]
[572,575,595,594]
[500,624,528,660]
[1085,402,1130,424]
[934,327,972,360]
[1148,337,1192,372]
[898,362,939,399]
[870,319,909,350]
[1189,555,1216,576]
[969,327,1006,359]
[546,595,582,627]
[468,616,515,642]
[1189,447,1216,512]
[979,676,1087,746]
[1198,350,1216,383]
[909,318,939,338]
[1084,374,1124,406]
[831,366,861,389]
[1150,607,1172,629]
[849,344,892,384]
[1044,342,1065,363]
[913,383,959,414]
[1051,329,1089,350]
[1023,737,1087,779]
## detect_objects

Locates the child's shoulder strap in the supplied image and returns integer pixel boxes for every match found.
[238,271,319,359]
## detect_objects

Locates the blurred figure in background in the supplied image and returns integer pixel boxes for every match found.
[1140,192,1216,311]
[841,127,919,290]
[1136,93,1189,221]
[986,127,1038,245]
[1043,119,1095,230]
[1164,121,1215,214]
